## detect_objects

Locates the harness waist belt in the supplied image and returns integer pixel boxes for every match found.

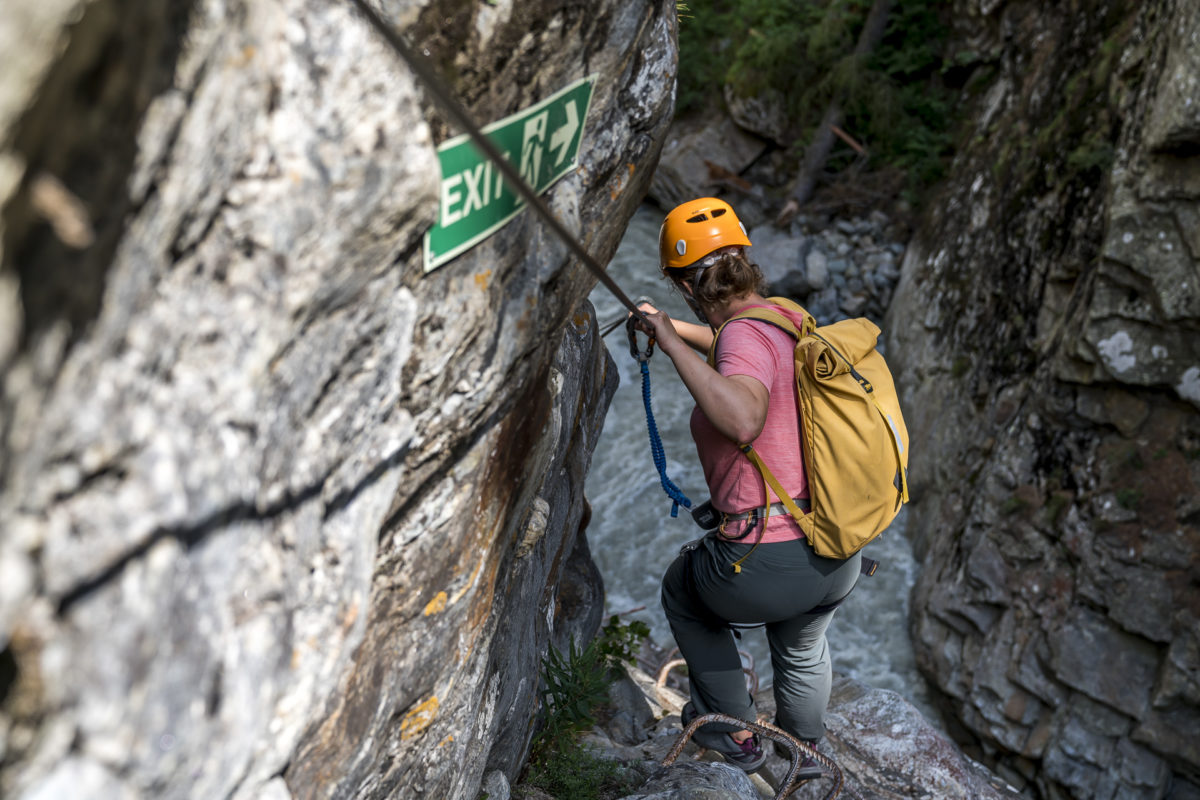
[722,497,811,522]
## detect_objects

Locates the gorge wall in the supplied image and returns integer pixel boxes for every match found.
[0,1,676,798]
[887,1,1199,798]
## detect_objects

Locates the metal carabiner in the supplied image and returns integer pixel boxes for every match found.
[626,296,657,363]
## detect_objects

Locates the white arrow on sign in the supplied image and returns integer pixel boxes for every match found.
[548,100,580,167]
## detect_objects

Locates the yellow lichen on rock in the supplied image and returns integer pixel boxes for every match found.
[423,591,448,616]
[400,696,439,741]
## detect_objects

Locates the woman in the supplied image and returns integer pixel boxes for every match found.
[635,197,861,775]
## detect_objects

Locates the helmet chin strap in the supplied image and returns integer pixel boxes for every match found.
[682,267,710,326]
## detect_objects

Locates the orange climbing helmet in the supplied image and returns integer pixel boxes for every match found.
[658,197,752,270]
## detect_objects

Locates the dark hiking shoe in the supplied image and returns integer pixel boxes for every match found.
[773,738,825,780]
[724,732,767,772]
[680,703,767,773]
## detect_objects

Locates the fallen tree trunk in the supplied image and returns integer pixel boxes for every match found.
[776,0,894,226]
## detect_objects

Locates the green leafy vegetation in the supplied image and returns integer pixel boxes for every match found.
[676,0,963,200]
[524,738,637,800]
[596,614,651,667]
[521,617,650,800]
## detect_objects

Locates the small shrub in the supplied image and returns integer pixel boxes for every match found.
[522,618,650,799]
[536,636,610,754]
[524,741,639,800]
[597,615,651,667]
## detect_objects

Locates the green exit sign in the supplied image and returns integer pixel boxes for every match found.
[423,75,596,273]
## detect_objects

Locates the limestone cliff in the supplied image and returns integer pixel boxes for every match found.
[0,1,676,798]
[887,1,1199,798]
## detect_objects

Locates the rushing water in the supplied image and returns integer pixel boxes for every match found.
[585,204,937,720]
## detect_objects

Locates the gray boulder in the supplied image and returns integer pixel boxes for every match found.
[648,113,768,211]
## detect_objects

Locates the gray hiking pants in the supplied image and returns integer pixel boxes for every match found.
[661,531,861,741]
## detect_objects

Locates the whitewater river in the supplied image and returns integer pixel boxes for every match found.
[585,204,936,720]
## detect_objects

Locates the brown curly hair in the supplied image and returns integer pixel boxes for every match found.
[666,247,766,310]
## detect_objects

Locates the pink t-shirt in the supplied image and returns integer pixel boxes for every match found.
[690,306,809,543]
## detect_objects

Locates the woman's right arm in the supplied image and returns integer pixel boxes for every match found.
[633,307,768,444]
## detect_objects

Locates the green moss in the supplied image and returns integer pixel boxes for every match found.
[1115,487,1142,510]
[1104,444,1145,472]
[1001,496,1030,516]
[1066,133,1115,175]
[1043,492,1071,527]
[951,356,971,378]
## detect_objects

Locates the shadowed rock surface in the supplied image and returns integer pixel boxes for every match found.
[887,1,1200,797]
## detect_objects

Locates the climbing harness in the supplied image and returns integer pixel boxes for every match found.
[661,710,856,800]
[347,0,649,326]
[627,312,692,517]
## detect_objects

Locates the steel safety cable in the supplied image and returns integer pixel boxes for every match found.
[347,0,649,323]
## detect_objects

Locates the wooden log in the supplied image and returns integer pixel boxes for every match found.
[776,0,894,226]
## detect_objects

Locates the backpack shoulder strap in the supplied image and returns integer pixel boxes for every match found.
[706,305,804,367]
[766,296,818,336]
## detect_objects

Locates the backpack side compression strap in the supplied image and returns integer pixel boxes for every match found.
[808,329,910,505]
[728,444,814,574]
[739,444,808,526]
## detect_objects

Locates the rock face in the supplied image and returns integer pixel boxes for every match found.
[0,1,676,799]
[886,1,1199,798]
[647,112,768,212]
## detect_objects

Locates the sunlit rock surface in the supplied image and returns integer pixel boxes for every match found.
[888,1,1199,798]
[0,0,676,798]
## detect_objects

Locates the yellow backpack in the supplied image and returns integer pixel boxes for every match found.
[708,297,910,561]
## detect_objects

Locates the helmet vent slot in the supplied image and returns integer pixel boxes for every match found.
[711,208,726,217]
[686,213,708,223]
